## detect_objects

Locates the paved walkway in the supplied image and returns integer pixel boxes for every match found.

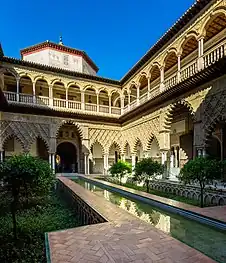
[48,177,216,263]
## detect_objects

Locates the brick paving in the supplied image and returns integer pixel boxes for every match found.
[47,177,216,263]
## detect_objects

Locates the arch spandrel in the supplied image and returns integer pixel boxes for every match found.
[55,120,84,139]
[107,141,122,155]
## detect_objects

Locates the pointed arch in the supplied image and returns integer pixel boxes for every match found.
[55,120,84,139]
[132,138,143,154]
[28,135,50,153]
[90,140,105,156]
[145,134,160,152]
[108,141,122,155]
[164,100,195,130]
[3,134,25,154]
[122,141,132,155]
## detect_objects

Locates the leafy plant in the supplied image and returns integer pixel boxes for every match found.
[109,160,132,184]
[179,157,223,207]
[133,158,163,192]
[0,154,55,240]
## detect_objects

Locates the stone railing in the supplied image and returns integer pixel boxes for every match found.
[3,91,121,117]
[148,180,226,206]
[56,179,106,225]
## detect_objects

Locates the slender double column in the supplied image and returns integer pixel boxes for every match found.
[131,154,136,171]
[49,153,56,174]
[84,153,90,175]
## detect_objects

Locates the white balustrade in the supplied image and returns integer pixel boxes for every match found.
[204,43,225,68]
[99,105,109,113]
[181,61,198,82]
[68,100,81,110]
[85,103,97,112]
[139,93,148,104]
[165,73,177,89]
[53,98,66,108]
[36,96,49,106]
[19,93,33,104]
[130,100,137,110]
[123,104,129,114]
[4,91,17,101]
[111,107,121,115]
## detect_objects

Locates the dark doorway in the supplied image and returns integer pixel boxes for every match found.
[37,138,48,161]
[56,142,78,173]
[207,136,221,160]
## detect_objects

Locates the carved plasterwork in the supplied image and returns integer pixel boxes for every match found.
[0,120,50,152]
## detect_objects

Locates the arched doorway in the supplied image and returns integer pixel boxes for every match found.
[56,142,77,173]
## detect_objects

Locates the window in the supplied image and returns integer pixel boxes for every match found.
[64,55,69,65]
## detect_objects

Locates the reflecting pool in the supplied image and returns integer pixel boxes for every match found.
[73,178,226,263]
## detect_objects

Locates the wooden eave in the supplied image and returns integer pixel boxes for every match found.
[0,56,120,86]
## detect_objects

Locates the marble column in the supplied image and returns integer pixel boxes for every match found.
[49,153,52,168]
[160,67,165,91]
[161,151,167,165]
[170,151,174,168]
[177,55,181,82]
[132,154,136,171]
[121,96,124,114]
[51,153,55,174]
[137,85,140,105]
[147,77,151,99]
[103,154,109,175]
[32,81,36,104]
[81,91,85,110]
[16,77,20,102]
[0,151,3,162]
[198,37,204,71]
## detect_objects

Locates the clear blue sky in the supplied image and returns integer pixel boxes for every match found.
[0,0,194,80]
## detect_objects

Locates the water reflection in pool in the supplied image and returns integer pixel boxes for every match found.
[73,179,226,263]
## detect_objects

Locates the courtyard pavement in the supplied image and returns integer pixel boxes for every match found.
[48,177,216,263]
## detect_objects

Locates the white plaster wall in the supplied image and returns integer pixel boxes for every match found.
[92,142,103,158]
[30,140,37,156]
[5,139,23,157]
[170,120,185,134]
[148,138,160,158]
[23,49,50,65]
[92,142,104,173]
[23,48,96,74]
